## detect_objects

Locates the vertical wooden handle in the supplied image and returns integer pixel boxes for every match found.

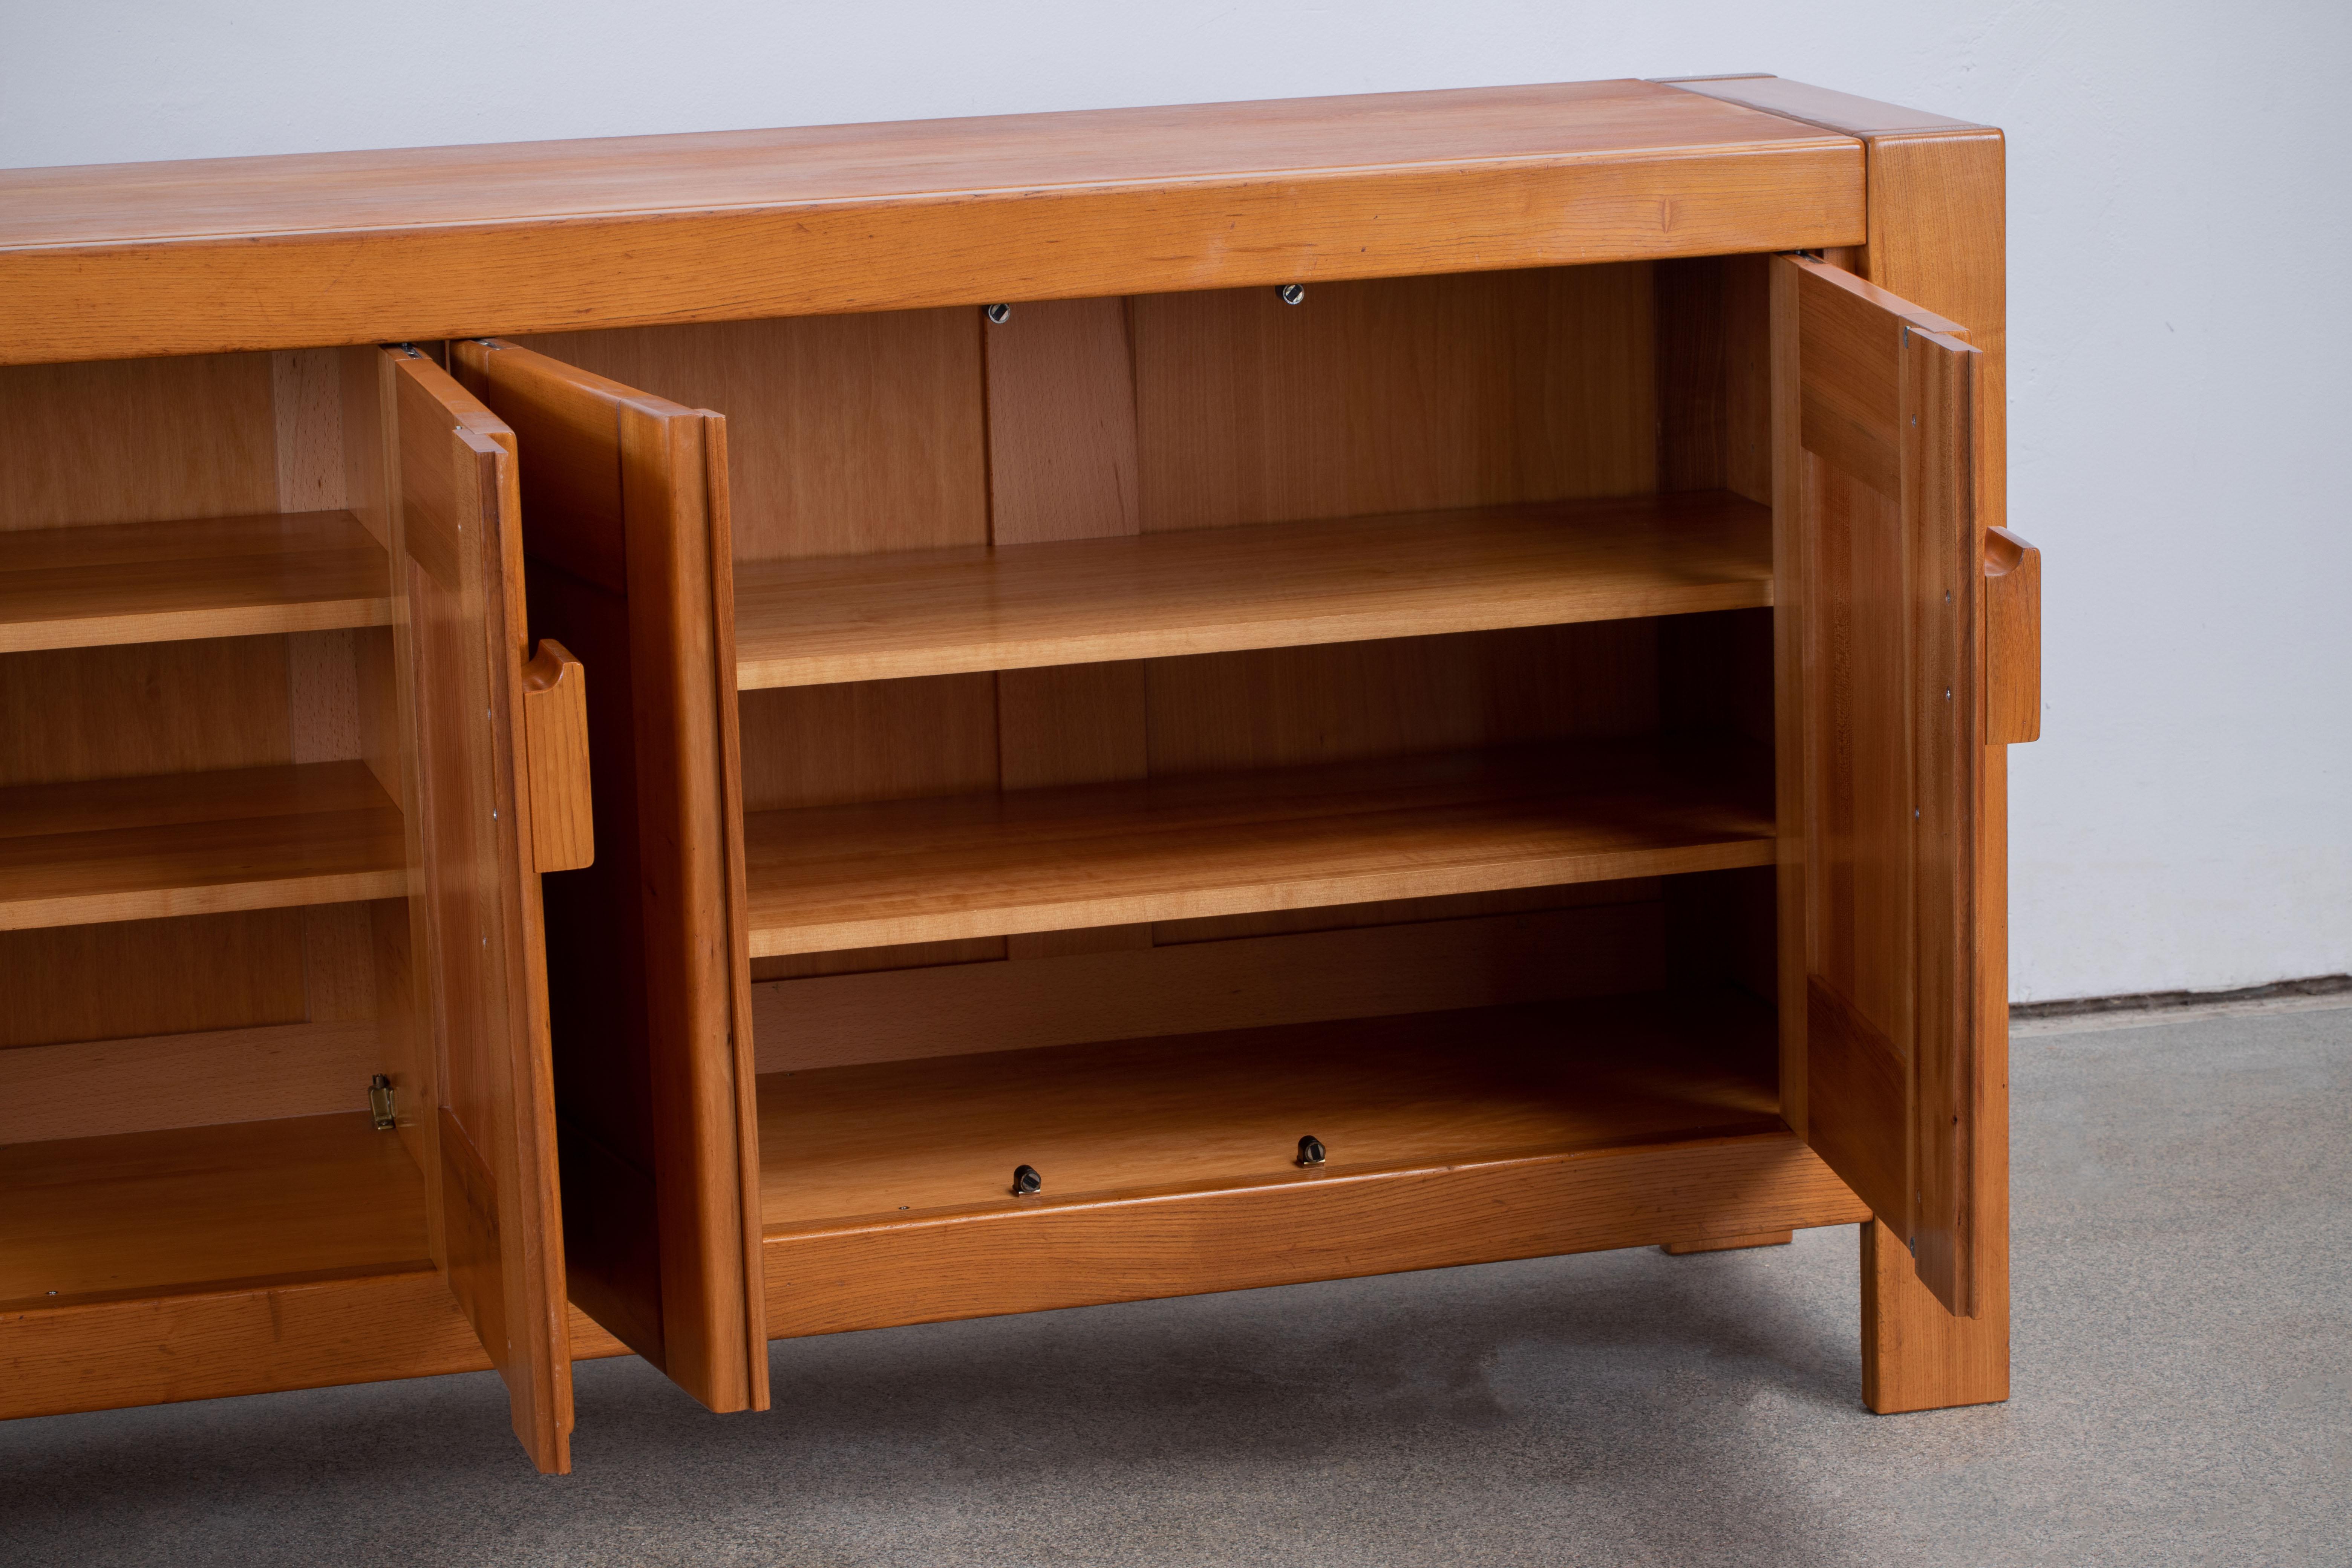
[521,639,594,871]
[1983,527,2041,744]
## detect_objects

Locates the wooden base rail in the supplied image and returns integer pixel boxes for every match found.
[754,994,1869,1338]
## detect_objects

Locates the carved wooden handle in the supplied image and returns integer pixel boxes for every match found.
[1983,528,2040,744]
[521,639,594,871]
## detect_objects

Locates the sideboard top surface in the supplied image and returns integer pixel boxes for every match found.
[0,77,1874,364]
[0,80,1845,247]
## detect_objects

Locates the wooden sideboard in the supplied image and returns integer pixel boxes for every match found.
[0,75,2040,1473]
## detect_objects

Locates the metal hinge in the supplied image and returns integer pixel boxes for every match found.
[368,1074,397,1132]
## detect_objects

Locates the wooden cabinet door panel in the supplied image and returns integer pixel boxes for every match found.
[386,348,575,1471]
[449,338,765,1416]
[1773,255,1985,1317]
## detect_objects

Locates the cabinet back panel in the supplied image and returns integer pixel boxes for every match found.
[515,309,988,565]
[0,895,402,1138]
[0,627,372,788]
[0,911,308,1050]
[576,266,1686,1056]
[1133,265,1656,532]
[752,891,1668,1075]
[1143,622,1657,778]
[0,353,282,532]
[0,639,291,786]
[737,670,1000,815]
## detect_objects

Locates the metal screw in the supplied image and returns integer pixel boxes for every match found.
[1011,1164,1042,1196]
[1945,688,1953,700]
[983,303,1012,325]
[1277,283,1306,306]
[1296,1135,1327,1167]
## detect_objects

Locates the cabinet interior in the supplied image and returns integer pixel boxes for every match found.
[514,254,1785,1291]
[0,349,439,1309]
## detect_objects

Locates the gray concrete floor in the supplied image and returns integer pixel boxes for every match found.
[4,1003,2347,1566]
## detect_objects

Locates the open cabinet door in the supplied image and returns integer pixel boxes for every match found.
[386,347,577,1471]
[1773,254,1987,1318]
[448,338,766,1415]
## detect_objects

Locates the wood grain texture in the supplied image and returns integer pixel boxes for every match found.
[0,760,404,930]
[1139,622,1657,778]
[1133,266,1657,531]
[389,349,574,1471]
[984,296,1142,545]
[1675,105,2005,537]
[0,352,276,526]
[516,309,987,567]
[1849,122,2013,1410]
[0,910,306,1049]
[0,1018,381,1144]
[1983,527,2040,744]
[520,638,593,872]
[737,674,1012,972]
[735,493,1769,689]
[342,345,446,1259]
[1775,255,1984,1319]
[1674,83,2006,535]
[0,511,391,653]
[1840,122,2011,1407]
[0,637,291,788]
[982,296,1153,956]
[761,994,1775,1227]
[1724,102,2010,1407]
[450,338,766,1416]
[752,898,1664,1073]
[0,82,1862,364]
[1,1278,629,1423]
[757,994,1868,1336]
[0,1111,427,1306]
[272,347,347,515]
[744,738,1772,957]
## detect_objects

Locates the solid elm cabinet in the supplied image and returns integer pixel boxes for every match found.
[0,75,2041,1472]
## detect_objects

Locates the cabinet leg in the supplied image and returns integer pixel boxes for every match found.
[1860,1217,2009,1412]
[1660,1230,1792,1255]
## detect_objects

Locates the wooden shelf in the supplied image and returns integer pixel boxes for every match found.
[754,992,1870,1338]
[742,738,1773,957]
[0,760,406,931]
[0,510,392,654]
[0,1111,430,1309]
[733,491,1771,689]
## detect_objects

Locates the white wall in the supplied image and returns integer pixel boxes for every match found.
[5,2,2347,1003]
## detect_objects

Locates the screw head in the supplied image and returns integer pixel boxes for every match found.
[1297,1134,1326,1167]
[1277,283,1306,306]
[1011,1164,1042,1195]
[983,303,1012,325]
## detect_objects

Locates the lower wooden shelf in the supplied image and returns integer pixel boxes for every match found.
[743,737,1774,957]
[0,759,406,930]
[756,991,1870,1338]
[0,1110,431,1308]
[0,1109,629,1421]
